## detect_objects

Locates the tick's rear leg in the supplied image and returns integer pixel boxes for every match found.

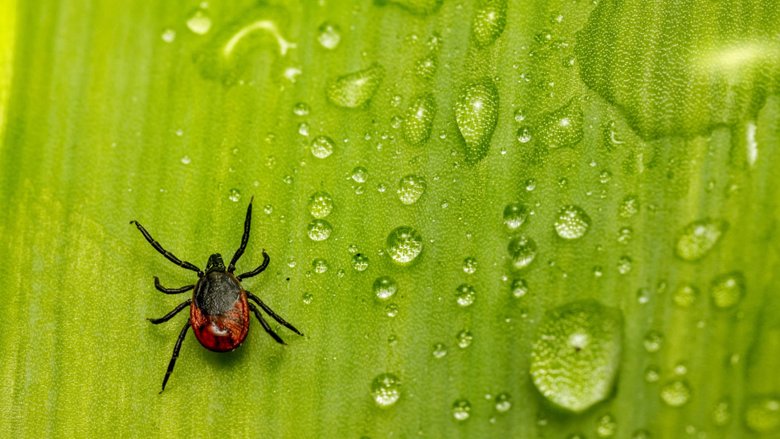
[130,220,204,276]
[160,321,191,393]
[154,277,194,294]
[148,299,192,324]
[249,302,285,345]
[247,292,303,336]
[229,197,254,272]
[237,250,270,280]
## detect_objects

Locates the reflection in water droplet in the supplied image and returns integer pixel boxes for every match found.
[351,166,368,183]
[327,64,384,108]
[643,331,663,353]
[675,219,728,261]
[554,205,591,240]
[371,373,401,407]
[385,303,399,318]
[302,292,313,304]
[293,102,310,116]
[452,399,472,421]
[386,226,423,266]
[530,300,624,413]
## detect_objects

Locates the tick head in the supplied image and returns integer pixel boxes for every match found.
[206,253,226,273]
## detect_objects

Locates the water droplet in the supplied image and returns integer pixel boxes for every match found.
[432,342,448,359]
[495,392,512,413]
[308,191,333,218]
[403,94,436,146]
[302,292,313,304]
[631,429,651,439]
[455,79,499,163]
[471,0,507,47]
[455,284,476,307]
[672,283,697,307]
[462,256,478,274]
[307,219,333,241]
[619,195,640,218]
[713,398,732,426]
[386,226,423,266]
[415,56,438,79]
[511,278,528,298]
[327,64,384,108]
[373,276,397,300]
[530,300,624,413]
[228,188,241,202]
[371,373,401,407]
[508,235,537,270]
[643,331,663,353]
[595,413,617,437]
[503,203,529,231]
[351,253,369,272]
[617,255,632,275]
[711,271,745,309]
[292,102,310,116]
[312,258,329,274]
[452,399,472,421]
[660,380,691,407]
[554,205,591,240]
[351,166,368,183]
[516,126,532,143]
[385,303,399,318]
[675,219,728,261]
[397,175,427,205]
[617,227,633,245]
[317,22,341,49]
[310,135,335,159]
[456,329,473,349]
[537,99,584,148]
[186,9,212,35]
[180,155,191,165]
[745,395,780,433]
[644,365,660,383]
[161,28,176,43]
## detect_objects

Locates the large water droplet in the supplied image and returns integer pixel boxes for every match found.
[310,135,335,159]
[508,236,537,270]
[710,271,745,309]
[307,219,333,241]
[317,22,341,49]
[537,99,584,148]
[373,276,398,300]
[675,219,728,261]
[397,174,427,205]
[308,191,334,218]
[327,64,384,109]
[403,93,436,146]
[471,0,507,47]
[371,373,401,407]
[554,205,591,240]
[503,202,529,231]
[386,226,423,266]
[745,395,780,433]
[452,399,472,421]
[660,380,691,407]
[455,79,499,163]
[530,300,624,413]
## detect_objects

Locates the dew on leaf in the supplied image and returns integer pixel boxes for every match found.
[495,392,512,413]
[503,202,529,231]
[554,205,591,240]
[619,195,639,218]
[351,253,369,271]
[373,276,397,300]
[317,22,341,49]
[508,235,537,270]
[675,218,728,261]
[745,395,780,433]
[379,0,443,15]
[530,300,624,413]
[457,329,473,349]
[432,342,448,359]
[351,166,368,183]
[371,373,401,407]
[327,64,384,108]
[228,188,241,202]
[673,283,698,307]
[471,0,507,47]
[312,258,329,274]
[660,380,691,407]
[455,284,476,307]
[711,271,745,309]
[536,99,584,148]
[643,331,663,353]
[386,226,423,266]
[308,191,334,218]
[403,93,436,146]
[511,278,529,298]
[307,219,333,241]
[452,399,472,421]
[462,256,478,274]
[186,8,212,35]
[454,79,499,164]
[310,135,335,159]
[595,413,617,437]
[397,174,427,205]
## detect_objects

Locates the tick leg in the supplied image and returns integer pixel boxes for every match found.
[247,292,303,336]
[249,302,286,345]
[160,320,191,393]
[130,220,204,277]
[148,299,192,324]
[154,277,194,294]
[237,250,270,280]
[229,196,254,272]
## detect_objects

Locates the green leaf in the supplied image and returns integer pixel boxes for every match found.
[1,0,779,437]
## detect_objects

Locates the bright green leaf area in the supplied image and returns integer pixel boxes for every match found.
[1,0,779,437]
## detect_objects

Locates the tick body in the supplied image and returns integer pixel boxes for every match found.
[131,198,302,392]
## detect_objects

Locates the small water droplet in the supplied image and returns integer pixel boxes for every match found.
[643,331,663,353]
[711,271,745,309]
[713,398,732,426]
[327,64,384,108]
[495,392,512,413]
[455,284,476,307]
[471,0,507,47]
[511,278,528,298]
[186,8,212,35]
[293,102,310,116]
[307,219,333,241]
[530,300,624,413]
[386,226,423,266]
[617,255,632,275]
[675,219,728,261]
[554,205,591,240]
[312,258,329,274]
[302,292,313,304]
[385,303,399,318]
[373,276,398,300]
[228,188,241,202]
[371,373,401,407]
[619,195,640,218]
[660,380,691,407]
[617,227,633,245]
[631,429,651,439]
[403,94,436,146]
[644,365,660,383]
[161,28,176,43]
[180,155,191,165]
[415,56,438,79]
[456,329,473,349]
[673,283,698,307]
[351,253,369,271]
[537,99,584,148]
[432,342,448,359]
[351,166,368,183]
[308,191,334,218]
[503,203,529,231]
[397,174,427,205]
[508,236,537,270]
[310,135,335,159]
[317,22,341,49]
[745,395,780,433]
[263,204,274,215]
[595,413,617,437]
[455,79,499,163]
[452,399,472,421]
[462,256,478,274]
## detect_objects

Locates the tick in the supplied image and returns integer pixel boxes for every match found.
[130,198,302,392]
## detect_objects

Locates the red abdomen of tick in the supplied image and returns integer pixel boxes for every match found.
[190,272,250,352]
